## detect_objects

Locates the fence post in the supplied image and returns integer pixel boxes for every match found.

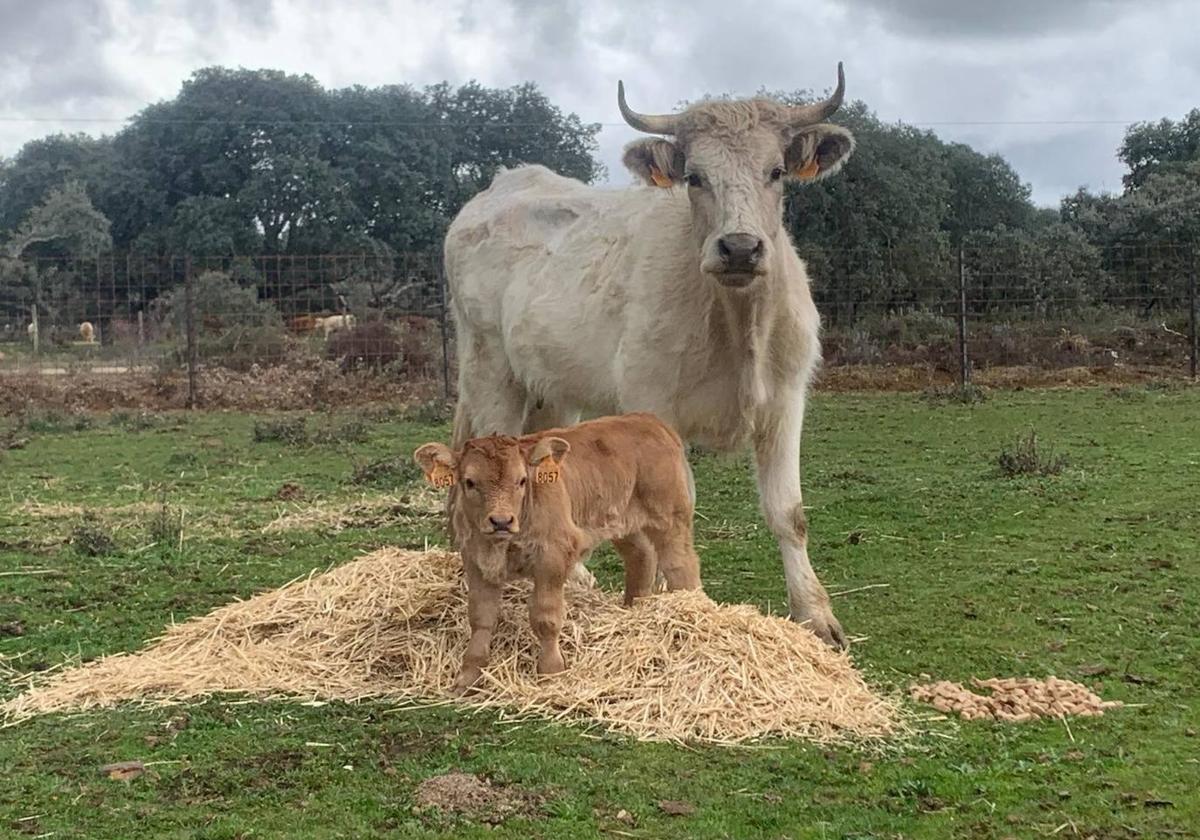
[1190,246,1197,381]
[30,304,39,356]
[438,259,451,401]
[957,244,970,386]
[184,259,199,409]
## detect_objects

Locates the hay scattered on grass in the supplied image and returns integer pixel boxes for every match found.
[2,548,901,745]
[910,677,1121,722]
[261,489,443,533]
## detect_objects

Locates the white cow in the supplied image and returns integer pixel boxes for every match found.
[79,321,95,343]
[315,314,356,338]
[444,66,856,648]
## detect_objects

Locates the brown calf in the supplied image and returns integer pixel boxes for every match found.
[414,412,702,695]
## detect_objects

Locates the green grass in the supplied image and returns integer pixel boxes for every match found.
[2,389,1198,839]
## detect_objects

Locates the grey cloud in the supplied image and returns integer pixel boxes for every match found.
[0,0,134,110]
[1,0,1196,212]
[832,0,1167,38]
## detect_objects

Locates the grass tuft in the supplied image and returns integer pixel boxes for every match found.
[69,513,117,557]
[996,429,1069,477]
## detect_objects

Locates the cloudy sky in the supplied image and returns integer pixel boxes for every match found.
[1,0,1197,205]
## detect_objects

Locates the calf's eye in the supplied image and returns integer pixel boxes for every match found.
[464,478,475,490]
[686,172,702,188]
[769,166,785,182]
[518,476,527,487]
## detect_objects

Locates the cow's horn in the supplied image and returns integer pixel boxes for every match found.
[786,62,846,128]
[617,81,680,135]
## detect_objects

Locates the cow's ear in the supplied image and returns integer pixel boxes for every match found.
[622,138,684,187]
[785,124,855,182]
[528,436,570,466]
[413,442,456,489]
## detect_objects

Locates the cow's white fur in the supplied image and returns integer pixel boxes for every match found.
[445,91,855,647]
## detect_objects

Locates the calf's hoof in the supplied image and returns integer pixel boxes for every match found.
[537,650,566,676]
[790,606,848,651]
[451,665,482,696]
[568,563,597,589]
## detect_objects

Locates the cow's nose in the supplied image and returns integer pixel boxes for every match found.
[717,233,764,270]
[488,515,513,531]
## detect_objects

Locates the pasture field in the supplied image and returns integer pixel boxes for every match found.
[1,387,1198,839]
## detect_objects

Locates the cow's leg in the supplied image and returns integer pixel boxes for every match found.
[612,533,657,606]
[529,563,567,675]
[753,397,846,650]
[645,521,702,592]
[453,560,503,695]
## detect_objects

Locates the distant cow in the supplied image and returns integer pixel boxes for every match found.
[315,314,356,338]
[415,413,703,695]
[26,322,37,342]
[288,314,318,335]
[78,322,95,343]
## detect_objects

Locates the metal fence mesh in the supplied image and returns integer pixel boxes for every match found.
[1,243,1196,406]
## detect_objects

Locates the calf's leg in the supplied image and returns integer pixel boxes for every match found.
[529,564,568,675]
[645,521,702,592]
[612,533,657,606]
[453,561,503,696]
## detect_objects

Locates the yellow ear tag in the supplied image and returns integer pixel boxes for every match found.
[649,167,673,188]
[535,462,560,484]
[795,159,820,180]
[428,463,454,488]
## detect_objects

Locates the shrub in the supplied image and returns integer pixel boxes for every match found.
[252,416,309,445]
[996,430,1068,478]
[27,409,95,433]
[350,455,423,487]
[923,383,989,405]
[401,399,453,426]
[311,417,370,445]
[327,321,402,372]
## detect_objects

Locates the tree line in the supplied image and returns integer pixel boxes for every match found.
[0,66,1196,325]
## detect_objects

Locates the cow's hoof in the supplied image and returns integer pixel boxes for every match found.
[790,609,848,651]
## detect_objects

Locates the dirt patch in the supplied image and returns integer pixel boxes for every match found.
[2,361,1189,414]
[0,363,439,413]
[413,772,542,824]
[273,482,305,502]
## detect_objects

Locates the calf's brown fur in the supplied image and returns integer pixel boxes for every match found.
[415,413,702,695]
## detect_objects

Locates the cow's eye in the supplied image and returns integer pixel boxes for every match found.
[463,478,475,490]
[518,476,527,487]
[686,172,703,188]
[769,166,785,182]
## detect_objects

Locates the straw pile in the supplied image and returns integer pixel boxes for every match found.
[910,677,1122,722]
[2,548,901,744]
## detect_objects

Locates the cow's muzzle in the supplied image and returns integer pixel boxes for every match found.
[710,233,766,286]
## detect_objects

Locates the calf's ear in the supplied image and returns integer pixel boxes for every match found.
[623,138,685,187]
[528,436,570,466]
[413,442,456,489]
[785,124,855,182]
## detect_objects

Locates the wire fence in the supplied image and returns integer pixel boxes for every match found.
[0,242,1196,406]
